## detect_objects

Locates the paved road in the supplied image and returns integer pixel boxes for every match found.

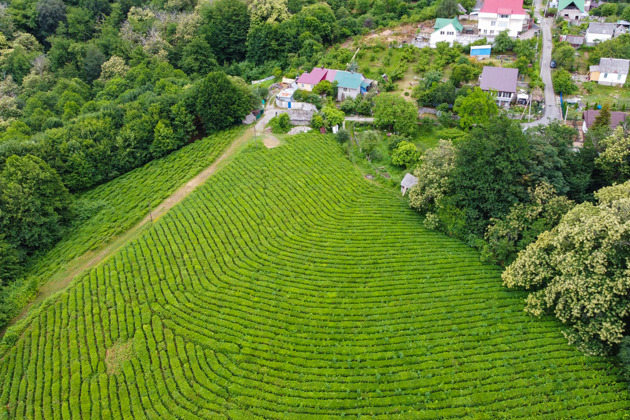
[522,1,562,129]
[345,116,375,123]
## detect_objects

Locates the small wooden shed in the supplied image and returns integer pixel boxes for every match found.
[401,173,418,196]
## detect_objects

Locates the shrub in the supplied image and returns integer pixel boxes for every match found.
[391,141,420,168]
[269,113,291,134]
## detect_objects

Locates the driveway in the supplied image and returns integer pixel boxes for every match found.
[522,0,562,129]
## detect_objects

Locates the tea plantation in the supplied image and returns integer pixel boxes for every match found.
[1,134,628,418]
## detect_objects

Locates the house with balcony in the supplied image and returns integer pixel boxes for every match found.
[477,0,528,37]
[479,66,519,105]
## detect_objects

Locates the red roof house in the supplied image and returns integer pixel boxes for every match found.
[297,68,329,91]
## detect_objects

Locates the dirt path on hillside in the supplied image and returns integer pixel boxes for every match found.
[2,127,255,335]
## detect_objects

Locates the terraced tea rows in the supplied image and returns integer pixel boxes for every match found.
[29,127,241,280]
[1,134,628,418]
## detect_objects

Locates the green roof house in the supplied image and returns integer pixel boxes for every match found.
[334,71,373,101]
[430,18,463,47]
[558,0,586,23]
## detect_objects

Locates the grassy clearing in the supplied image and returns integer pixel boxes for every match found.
[579,84,630,110]
[1,133,627,418]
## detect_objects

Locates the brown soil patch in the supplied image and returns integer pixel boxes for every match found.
[263,135,281,149]
[105,340,135,374]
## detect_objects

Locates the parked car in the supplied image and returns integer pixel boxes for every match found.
[550,59,557,68]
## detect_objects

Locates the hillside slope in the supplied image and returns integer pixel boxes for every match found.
[1,128,241,327]
[1,134,628,418]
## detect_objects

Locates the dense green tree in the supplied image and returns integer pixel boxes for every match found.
[0,155,72,252]
[453,87,498,129]
[414,80,457,107]
[313,80,334,96]
[195,71,251,133]
[493,30,515,53]
[552,69,578,95]
[552,43,575,71]
[180,37,219,76]
[449,116,531,235]
[359,130,380,160]
[151,120,178,158]
[0,235,20,287]
[409,139,457,227]
[593,103,611,130]
[449,63,480,87]
[596,126,630,183]
[82,45,106,83]
[482,182,575,266]
[321,105,345,127]
[201,0,250,64]
[391,141,419,167]
[374,93,418,136]
[36,0,66,39]
[436,0,459,18]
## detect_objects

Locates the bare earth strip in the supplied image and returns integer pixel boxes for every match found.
[3,127,254,332]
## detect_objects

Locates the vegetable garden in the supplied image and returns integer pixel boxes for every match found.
[1,134,628,418]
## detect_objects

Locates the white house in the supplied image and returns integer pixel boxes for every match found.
[477,0,528,37]
[585,22,618,44]
[430,18,464,47]
[589,58,630,86]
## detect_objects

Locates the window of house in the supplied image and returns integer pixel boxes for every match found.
[447,31,454,35]
[500,14,509,18]
[440,31,445,34]
[483,29,487,34]
[604,73,608,78]
[491,21,496,26]
[490,30,494,34]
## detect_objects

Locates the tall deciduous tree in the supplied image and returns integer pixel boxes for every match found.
[196,71,251,133]
[180,36,219,76]
[436,0,459,18]
[453,87,498,129]
[449,116,531,234]
[503,180,630,355]
[36,0,66,39]
[201,0,250,64]
[596,125,630,182]
[493,30,515,52]
[0,155,72,252]
[248,0,290,25]
[374,93,418,136]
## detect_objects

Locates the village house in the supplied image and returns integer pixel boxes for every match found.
[295,67,373,101]
[559,34,585,47]
[479,66,519,105]
[296,67,336,91]
[589,58,630,86]
[477,0,528,37]
[585,22,623,44]
[582,109,629,133]
[557,0,586,23]
[430,18,464,47]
